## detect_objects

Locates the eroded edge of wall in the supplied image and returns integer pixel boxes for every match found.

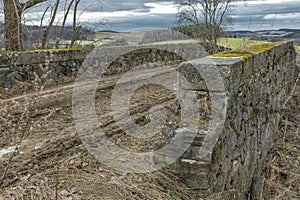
[175,41,299,199]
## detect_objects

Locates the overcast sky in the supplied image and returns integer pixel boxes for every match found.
[2,0,300,32]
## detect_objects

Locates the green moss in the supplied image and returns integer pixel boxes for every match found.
[30,111,50,119]
[210,52,252,60]
[244,58,250,72]
[0,47,93,55]
[244,43,275,54]
[210,43,276,61]
[54,99,73,108]
[295,45,300,55]
[217,37,271,49]
[80,154,99,168]
[199,120,209,125]
[29,47,92,53]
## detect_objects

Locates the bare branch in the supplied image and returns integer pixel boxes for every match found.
[21,0,48,10]
[175,0,239,45]
[70,0,81,47]
[41,0,60,49]
[55,0,76,48]
[37,5,50,48]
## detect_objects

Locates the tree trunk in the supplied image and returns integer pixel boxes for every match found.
[3,0,23,51]
[41,0,60,49]
[3,0,48,51]
[70,0,81,48]
[55,0,75,48]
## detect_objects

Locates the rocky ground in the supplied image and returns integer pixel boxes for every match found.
[0,62,299,199]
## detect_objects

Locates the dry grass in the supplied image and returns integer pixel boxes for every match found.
[263,73,300,199]
[0,148,199,199]
[0,64,201,199]
[0,55,299,199]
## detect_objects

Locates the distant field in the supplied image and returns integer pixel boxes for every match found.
[65,31,300,55]
[94,32,116,40]
[151,40,196,45]
[217,38,271,49]
[295,45,300,55]
[94,31,145,44]
[59,40,104,46]
[218,38,300,55]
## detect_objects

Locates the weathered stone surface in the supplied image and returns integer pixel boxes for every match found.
[0,67,9,80]
[0,43,209,88]
[0,49,92,87]
[174,41,299,199]
[178,57,243,91]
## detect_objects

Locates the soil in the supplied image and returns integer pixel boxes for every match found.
[0,63,299,200]
[0,64,200,200]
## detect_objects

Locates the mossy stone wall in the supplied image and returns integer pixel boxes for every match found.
[174,41,299,199]
[0,48,91,88]
[0,45,192,88]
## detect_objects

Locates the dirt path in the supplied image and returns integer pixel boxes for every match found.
[0,64,198,200]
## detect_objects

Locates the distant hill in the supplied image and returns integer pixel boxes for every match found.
[97,30,120,33]
[228,29,300,45]
[0,23,94,42]
[25,25,94,42]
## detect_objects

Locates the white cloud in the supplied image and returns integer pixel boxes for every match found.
[235,0,297,5]
[23,1,177,26]
[145,2,177,14]
[8,0,300,31]
[264,12,300,20]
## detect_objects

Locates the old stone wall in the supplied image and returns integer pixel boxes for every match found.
[0,42,223,88]
[0,41,298,199]
[0,43,214,88]
[0,48,91,88]
[175,41,299,199]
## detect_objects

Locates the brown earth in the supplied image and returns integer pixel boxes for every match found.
[0,64,201,200]
[0,63,299,200]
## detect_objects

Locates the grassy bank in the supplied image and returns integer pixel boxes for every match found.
[295,45,300,55]
[60,31,300,55]
[217,38,270,49]
[218,38,300,55]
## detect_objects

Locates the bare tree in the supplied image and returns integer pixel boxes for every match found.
[3,0,105,50]
[36,5,50,48]
[175,0,236,45]
[55,0,75,48]
[3,0,47,51]
[69,0,80,48]
[41,0,60,48]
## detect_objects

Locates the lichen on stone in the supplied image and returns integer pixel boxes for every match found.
[210,52,252,60]
[244,43,275,54]
[210,43,276,61]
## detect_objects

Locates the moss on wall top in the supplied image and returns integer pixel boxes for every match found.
[0,47,94,67]
[0,47,93,55]
[210,52,252,60]
[210,43,276,61]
